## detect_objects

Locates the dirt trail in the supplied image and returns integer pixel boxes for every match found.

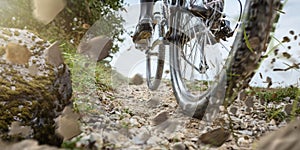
[2,78,297,149]
[76,78,286,150]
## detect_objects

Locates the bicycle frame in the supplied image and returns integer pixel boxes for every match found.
[151,0,187,48]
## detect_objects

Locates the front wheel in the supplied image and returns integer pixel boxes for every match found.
[169,9,226,120]
[169,0,282,120]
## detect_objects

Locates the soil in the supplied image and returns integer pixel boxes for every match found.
[73,79,296,150]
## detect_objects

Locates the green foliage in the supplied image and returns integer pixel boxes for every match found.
[64,52,113,92]
[0,0,43,29]
[265,106,286,122]
[53,0,125,52]
[243,27,254,53]
[255,87,298,103]
[290,89,300,120]
[63,50,113,113]
[0,0,125,53]
[61,136,82,149]
[253,87,300,122]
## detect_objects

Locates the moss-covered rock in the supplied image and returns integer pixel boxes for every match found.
[0,28,72,146]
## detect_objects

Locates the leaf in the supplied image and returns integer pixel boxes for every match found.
[243,29,254,53]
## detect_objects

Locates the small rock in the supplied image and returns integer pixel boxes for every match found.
[151,111,169,125]
[132,116,146,126]
[284,104,293,115]
[269,125,278,131]
[55,113,81,141]
[32,0,66,24]
[237,136,252,146]
[132,129,151,145]
[238,130,253,136]
[149,146,165,150]
[283,97,291,101]
[45,41,64,67]
[239,90,247,101]
[61,106,80,120]
[229,107,238,115]
[184,141,197,150]
[147,136,162,145]
[199,128,230,147]
[171,142,186,150]
[169,132,185,142]
[5,43,31,65]
[28,65,39,76]
[219,106,225,112]
[129,118,140,127]
[260,98,265,105]
[190,137,198,142]
[278,120,287,128]
[240,122,249,129]
[3,139,60,150]
[244,96,254,108]
[155,120,180,133]
[77,36,113,62]
[245,107,252,113]
[8,122,32,137]
[130,74,144,85]
[269,119,277,126]
[147,97,160,108]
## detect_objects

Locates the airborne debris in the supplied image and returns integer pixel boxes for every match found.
[130,74,144,85]
[8,122,32,137]
[199,128,230,147]
[5,43,31,65]
[282,52,291,59]
[282,36,290,43]
[265,76,272,88]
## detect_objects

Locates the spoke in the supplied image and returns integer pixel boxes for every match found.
[191,36,199,80]
[181,53,201,73]
[183,15,189,77]
[199,32,208,73]
[182,13,194,28]
[205,29,214,45]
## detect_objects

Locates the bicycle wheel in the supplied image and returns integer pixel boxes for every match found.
[146,2,166,90]
[169,0,282,120]
[169,8,224,120]
[146,17,165,90]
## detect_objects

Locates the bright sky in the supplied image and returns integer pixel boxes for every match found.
[113,0,300,87]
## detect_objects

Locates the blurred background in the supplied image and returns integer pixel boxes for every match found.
[0,0,299,88]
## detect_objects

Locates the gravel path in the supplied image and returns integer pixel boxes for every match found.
[2,78,297,149]
[72,78,296,150]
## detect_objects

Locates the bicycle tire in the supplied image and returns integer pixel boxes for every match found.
[225,0,282,101]
[146,23,165,90]
[169,0,282,119]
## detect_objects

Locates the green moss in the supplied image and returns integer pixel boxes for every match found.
[0,62,67,146]
[31,35,36,41]
[35,40,45,45]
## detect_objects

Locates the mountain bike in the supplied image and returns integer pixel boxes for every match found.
[141,0,282,119]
